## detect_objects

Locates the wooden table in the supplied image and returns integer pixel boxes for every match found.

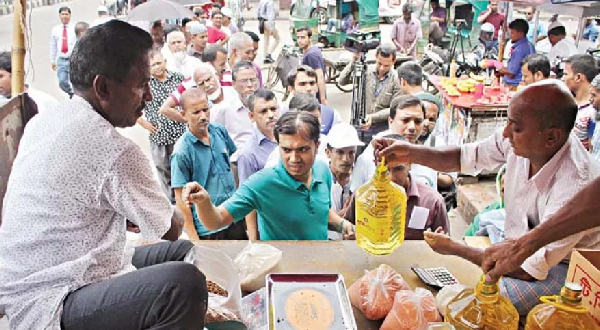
[195,240,482,330]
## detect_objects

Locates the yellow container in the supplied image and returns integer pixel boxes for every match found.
[446,277,519,330]
[525,283,600,330]
[354,157,407,256]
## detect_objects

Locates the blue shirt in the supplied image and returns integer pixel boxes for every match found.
[505,38,536,86]
[237,127,278,184]
[223,160,333,240]
[527,20,546,43]
[584,23,599,42]
[171,124,237,236]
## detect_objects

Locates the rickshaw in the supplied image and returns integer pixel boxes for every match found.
[290,0,381,49]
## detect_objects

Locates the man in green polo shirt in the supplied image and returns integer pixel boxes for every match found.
[182,111,355,240]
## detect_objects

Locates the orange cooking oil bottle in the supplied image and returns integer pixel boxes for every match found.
[354,157,407,255]
[525,283,600,330]
[446,276,519,330]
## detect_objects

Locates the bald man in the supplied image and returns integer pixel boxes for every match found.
[373,80,600,316]
[170,88,247,241]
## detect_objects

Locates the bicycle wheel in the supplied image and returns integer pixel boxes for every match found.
[265,63,280,89]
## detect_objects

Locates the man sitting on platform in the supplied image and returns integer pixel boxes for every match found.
[345,134,449,239]
[181,111,356,241]
[373,80,600,316]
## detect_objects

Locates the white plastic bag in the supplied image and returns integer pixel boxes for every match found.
[435,284,467,315]
[234,242,283,292]
[184,245,243,320]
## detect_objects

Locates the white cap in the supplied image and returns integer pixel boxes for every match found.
[481,22,495,34]
[221,8,233,18]
[548,21,565,32]
[326,123,364,149]
[97,5,108,13]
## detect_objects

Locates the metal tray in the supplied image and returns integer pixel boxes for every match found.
[266,274,357,330]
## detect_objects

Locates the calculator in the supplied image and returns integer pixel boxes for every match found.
[412,267,460,289]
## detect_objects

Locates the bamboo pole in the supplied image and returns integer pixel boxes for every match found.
[11,0,26,97]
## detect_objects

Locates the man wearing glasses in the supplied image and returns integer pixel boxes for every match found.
[524,7,547,44]
[212,60,259,162]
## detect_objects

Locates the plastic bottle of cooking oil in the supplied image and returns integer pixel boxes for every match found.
[354,157,407,256]
[525,283,600,330]
[446,276,519,330]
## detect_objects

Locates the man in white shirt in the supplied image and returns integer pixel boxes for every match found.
[547,21,578,70]
[163,30,203,78]
[50,6,76,98]
[0,51,58,114]
[0,20,206,330]
[351,94,437,192]
[376,80,600,315]
[212,60,258,161]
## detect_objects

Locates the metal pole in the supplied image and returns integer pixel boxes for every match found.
[11,0,26,97]
[575,17,585,48]
[532,10,540,43]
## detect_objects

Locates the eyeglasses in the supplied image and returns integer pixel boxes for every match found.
[236,78,258,85]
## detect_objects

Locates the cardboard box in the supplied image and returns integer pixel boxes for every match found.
[566,249,600,324]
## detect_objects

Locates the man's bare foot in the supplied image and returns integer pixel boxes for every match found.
[424,230,460,256]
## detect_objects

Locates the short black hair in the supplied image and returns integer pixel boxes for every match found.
[289,93,320,113]
[232,60,256,81]
[248,88,277,113]
[212,3,222,10]
[181,17,192,27]
[59,6,71,14]
[376,44,397,61]
[194,8,205,17]
[508,18,529,35]
[287,65,318,87]
[521,54,551,78]
[548,26,566,37]
[212,10,223,18]
[397,61,423,86]
[274,111,321,143]
[565,54,598,83]
[70,20,153,92]
[202,44,227,63]
[245,30,260,42]
[390,94,425,120]
[0,51,11,73]
[297,26,313,37]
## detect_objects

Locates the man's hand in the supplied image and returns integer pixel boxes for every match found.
[371,137,413,165]
[139,120,158,134]
[321,98,329,106]
[482,238,534,283]
[360,115,372,130]
[182,182,210,207]
[337,196,353,217]
[342,220,355,240]
[52,62,57,71]
[424,227,457,255]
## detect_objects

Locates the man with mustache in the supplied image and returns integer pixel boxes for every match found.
[0,21,206,330]
[181,111,355,241]
[171,87,246,241]
[212,60,258,161]
[373,80,600,316]
[137,49,186,204]
[164,30,202,78]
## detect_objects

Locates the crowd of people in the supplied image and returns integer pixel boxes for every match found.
[3,1,600,329]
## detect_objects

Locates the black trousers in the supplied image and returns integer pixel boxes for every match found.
[61,240,206,330]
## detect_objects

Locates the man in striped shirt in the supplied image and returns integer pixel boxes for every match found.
[373,80,600,316]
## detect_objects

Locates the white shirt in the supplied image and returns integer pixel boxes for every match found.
[209,86,237,122]
[212,92,254,162]
[548,37,578,66]
[350,130,439,191]
[461,130,600,280]
[27,86,59,115]
[165,53,203,79]
[331,175,351,212]
[0,96,172,330]
[50,23,77,61]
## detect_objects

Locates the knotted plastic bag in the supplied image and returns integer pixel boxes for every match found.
[380,287,442,330]
[348,264,411,320]
[234,242,283,292]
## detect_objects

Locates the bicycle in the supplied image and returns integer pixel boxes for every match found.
[264,45,302,101]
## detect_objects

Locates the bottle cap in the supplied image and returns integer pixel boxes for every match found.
[561,283,583,304]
